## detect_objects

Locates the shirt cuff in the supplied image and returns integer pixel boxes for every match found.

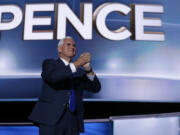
[69,63,77,73]
[86,74,95,81]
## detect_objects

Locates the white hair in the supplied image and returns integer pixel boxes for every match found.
[58,36,73,47]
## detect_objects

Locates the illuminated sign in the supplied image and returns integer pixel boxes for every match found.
[0,3,165,41]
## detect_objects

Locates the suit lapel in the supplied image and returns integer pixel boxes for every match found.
[56,58,66,67]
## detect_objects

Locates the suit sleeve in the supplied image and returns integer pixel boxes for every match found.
[41,59,73,84]
[83,74,101,93]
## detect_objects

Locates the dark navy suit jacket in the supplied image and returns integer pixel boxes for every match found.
[28,58,101,132]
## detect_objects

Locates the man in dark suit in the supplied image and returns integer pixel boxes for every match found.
[28,36,101,135]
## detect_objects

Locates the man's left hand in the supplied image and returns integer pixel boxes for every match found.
[83,62,91,71]
[83,63,95,75]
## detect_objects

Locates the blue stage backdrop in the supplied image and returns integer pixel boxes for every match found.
[0,0,180,102]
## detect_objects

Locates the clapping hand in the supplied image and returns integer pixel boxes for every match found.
[74,52,91,68]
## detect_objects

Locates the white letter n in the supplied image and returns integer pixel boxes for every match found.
[57,3,92,40]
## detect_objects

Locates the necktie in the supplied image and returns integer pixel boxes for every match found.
[69,89,76,112]
[69,72,76,112]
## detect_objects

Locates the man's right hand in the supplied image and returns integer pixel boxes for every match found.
[74,53,91,68]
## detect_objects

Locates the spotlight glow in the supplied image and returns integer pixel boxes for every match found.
[0,50,16,73]
[0,60,6,69]
[107,58,123,70]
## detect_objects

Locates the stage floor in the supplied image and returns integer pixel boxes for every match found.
[0,122,112,135]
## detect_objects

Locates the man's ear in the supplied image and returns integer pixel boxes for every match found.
[58,46,62,53]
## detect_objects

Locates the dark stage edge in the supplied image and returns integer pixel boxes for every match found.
[0,101,180,123]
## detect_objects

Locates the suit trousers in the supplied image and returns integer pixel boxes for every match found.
[39,107,79,135]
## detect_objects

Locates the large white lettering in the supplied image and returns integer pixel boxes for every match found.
[23,3,54,40]
[131,4,165,41]
[0,3,165,41]
[94,3,131,40]
[57,3,92,40]
[0,5,22,38]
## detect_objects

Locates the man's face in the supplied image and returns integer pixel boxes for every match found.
[58,38,76,59]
